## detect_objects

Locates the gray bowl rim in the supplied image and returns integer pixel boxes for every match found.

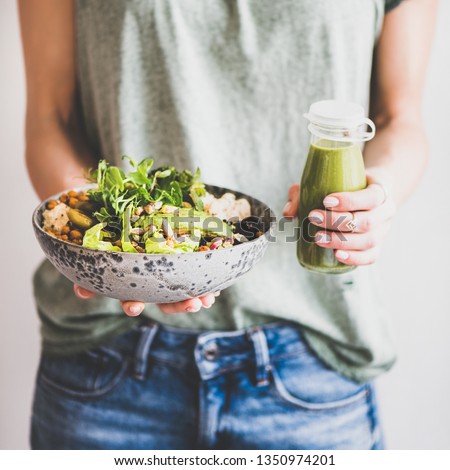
[32,183,275,258]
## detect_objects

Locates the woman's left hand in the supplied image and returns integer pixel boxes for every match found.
[283,174,396,266]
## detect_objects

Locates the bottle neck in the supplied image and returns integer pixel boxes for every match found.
[307,119,375,144]
[309,133,360,149]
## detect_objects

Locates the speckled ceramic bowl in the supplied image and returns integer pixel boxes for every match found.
[33,185,274,302]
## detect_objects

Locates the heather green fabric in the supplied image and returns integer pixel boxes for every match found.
[34,0,403,382]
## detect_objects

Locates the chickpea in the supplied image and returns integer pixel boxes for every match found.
[69,229,83,240]
[61,225,70,235]
[68,197,78,208]
[60,193,69,203]
[60,234,68,241]
[78,194,89,201]
[198,245,210,252]
[47,200,58,210]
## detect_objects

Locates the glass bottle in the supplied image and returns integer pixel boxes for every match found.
[297,100,376,274]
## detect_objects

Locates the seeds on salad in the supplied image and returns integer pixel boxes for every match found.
[143,203,155,214]
[161,219,174,238]
[144,224,157,235]
[131,241,145,253]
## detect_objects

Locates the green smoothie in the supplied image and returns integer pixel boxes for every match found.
[297,139,366,274]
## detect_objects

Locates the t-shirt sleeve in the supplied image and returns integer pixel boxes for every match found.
[385,0,405,13]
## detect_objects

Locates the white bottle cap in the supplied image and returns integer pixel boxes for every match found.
[304,100,375,142]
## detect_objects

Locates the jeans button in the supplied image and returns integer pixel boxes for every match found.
[203,343,218,361]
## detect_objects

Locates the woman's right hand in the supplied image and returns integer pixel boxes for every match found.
[73,284,219,316]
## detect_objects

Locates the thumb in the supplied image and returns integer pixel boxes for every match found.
[283,183,300,218]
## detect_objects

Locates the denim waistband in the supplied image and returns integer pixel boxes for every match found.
[107,320,309,384]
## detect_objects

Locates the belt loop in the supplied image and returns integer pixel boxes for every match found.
[133,322,159,380]
[248,326,272,387]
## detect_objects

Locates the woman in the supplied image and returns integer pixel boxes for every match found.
[20,0,435,449]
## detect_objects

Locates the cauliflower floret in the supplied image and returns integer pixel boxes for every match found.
[202,192,251,221]
[43,203,70,234]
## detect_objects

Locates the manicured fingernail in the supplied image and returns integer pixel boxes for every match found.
[213,292,220,297]
[283,202,292,214]
[336,250,349,260]
[316,232,331,244]
[309,211,324,223]
[323,196,339,208]
[186,306,196,312]
[76,287,90,299]
[204,298,215,308]
[129,304,144,315]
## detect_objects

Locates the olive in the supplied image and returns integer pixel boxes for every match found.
[75,200,98,213]
[233,216,264,240]
[67,208,94,230]
[241,216,264,233]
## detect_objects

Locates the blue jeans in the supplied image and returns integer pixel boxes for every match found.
[31,321,383,450]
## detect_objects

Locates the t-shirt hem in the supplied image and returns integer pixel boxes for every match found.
[302,330,397,384]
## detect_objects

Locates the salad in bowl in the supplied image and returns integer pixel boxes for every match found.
[33,158,273,303]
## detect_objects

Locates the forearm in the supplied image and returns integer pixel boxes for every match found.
[363,115,428,206]
[25,115,97,201]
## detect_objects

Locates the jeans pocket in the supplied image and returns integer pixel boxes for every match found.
[38,346,129,400]
[270,351,369,412]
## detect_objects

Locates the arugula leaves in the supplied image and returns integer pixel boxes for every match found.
[87,157,206,222]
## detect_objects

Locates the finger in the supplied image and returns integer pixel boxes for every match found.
[200,294,216,309]
[308,203,396,233]
[121,301,145,317]
[314,230,384,251]
[334,247,381,266]
[323,183,386,212]
[283,184,300,218]
[74,284,96,300]
[157,297,203,314]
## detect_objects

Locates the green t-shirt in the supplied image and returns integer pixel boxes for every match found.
[34,0,404,382]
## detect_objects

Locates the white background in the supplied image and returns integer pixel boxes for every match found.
[1,0,449,449]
